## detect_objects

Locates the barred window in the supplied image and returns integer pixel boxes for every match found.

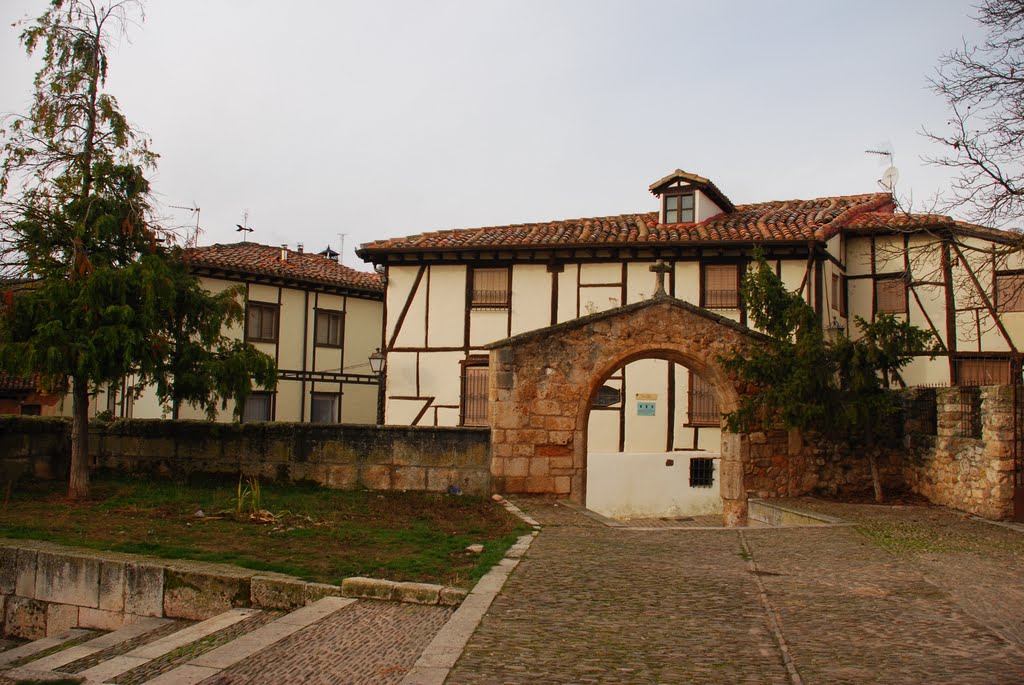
[689,458,715,488]
[875,275,907,314]
[703,264,739,309]
[246,302,278,342]
[688,373,720,427]
[954,357,1012,386]
[591,384,621,409]
[461,364,489,426]
[995,273,1024,312]
[959,387,982,439]
[471,268,510,308]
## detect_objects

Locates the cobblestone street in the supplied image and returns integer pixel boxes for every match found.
[447,499,1024,685]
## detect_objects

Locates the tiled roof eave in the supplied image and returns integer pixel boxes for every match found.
[190,263,384,298]
[358,237,824,260]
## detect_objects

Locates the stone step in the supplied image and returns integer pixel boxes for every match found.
[139,596,355,685]
[27,617,173,672]
[0,628,93,668]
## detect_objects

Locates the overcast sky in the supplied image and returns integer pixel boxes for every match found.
[0,1,987,269]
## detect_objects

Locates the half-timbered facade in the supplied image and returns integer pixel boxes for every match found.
[358,170,1024,453]
[98,242,385,423]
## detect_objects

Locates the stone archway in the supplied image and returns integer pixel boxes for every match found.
[487,294,768,526]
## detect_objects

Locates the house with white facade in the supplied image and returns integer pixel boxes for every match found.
[357,169,1024,518]
[97,242,385,424]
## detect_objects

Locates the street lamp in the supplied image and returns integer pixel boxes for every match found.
[368,348,386,425]
[368,348,386,374]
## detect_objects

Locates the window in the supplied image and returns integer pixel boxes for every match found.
[959,387,982,439]
[315,310,344,347]
[689,458,715,488]
[687,373,720,426]
[954,357,1012,386]
[839,275,848,317]
[831,274,839,311]
[461,363,489,426]
[471,268,510,308]
[875,275,907,314]
[20,404,41,416]
[702,264,739,309]
[995,272,1024,312]
[664,192,695,223]
[311,392,339,423]
[591,384,621,409]
[246,302,278,342]
[242,392,273,422]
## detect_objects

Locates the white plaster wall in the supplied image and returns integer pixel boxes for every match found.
[846,237,873,276]
[383,351,418,398]
[580,286,623,315]
[626,261,656,303]
[623,358,670,453]
[779,259,807,292]
[510,265,551,334]
[388,266,427,349]
[276,382,302,422]
[579,262,621,284]
[586,453,722,519]
[587,410,620,452]
[899,355,950,387]
[342,383,378,424]
[674,262,700,304]
[416,351,466,410]
[469,310,507,347]
[556,265,579,322]
[426,266,466,348]
[695,190,724,222]
[343,296,384,371]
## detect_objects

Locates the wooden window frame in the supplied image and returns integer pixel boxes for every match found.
[839,274,848,317]
[460,357,490,427]
[994,270,1024,313]
[246,301,280,343]
[663,191,695,224]
[874,273,908,315]
[700,263,740,310]
[314,309,345,348]
[470,267,511,310]
[687,372,721,427]
[310,391,340,423]
[242,391,275,423]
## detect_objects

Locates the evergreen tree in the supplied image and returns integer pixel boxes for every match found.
[722,252,935,501]
[0,1,276,499]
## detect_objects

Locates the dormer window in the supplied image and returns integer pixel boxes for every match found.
[664,191,695,223]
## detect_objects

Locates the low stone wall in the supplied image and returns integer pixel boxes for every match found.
[0,417,491,496]
[901,386,1016,520]
[0,539,467,639]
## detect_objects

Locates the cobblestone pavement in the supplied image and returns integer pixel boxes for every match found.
[204,600,453,684]
[446,498,1024,685]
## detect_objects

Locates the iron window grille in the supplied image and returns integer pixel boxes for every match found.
[688,373,720,426]
[471,268,510,309]
[689,457,715,488]
[461,364,489,426]
[702,264,739,309]
[591,384,621,409]
[959,387,982,439]
[954,357,1013,386]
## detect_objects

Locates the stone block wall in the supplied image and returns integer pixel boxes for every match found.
[0,417,490,496]
[901,386,1017,520]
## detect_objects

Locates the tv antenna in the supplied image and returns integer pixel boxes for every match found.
[169,203,202,247]
[865,147,899,192]
[236,210,254,242]
[338,233,346,266]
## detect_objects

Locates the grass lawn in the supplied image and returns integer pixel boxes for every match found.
[0,474,529,588]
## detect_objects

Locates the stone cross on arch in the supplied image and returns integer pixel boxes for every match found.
[650,259,672,297]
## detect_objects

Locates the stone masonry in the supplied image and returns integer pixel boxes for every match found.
[486,294,771,526]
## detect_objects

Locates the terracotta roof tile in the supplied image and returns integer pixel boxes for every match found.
[0,372,42,393]
[359,193,896,254]
[184,243,383,293]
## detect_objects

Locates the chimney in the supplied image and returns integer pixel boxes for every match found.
[297,242,304,253]
[280,244,288,261]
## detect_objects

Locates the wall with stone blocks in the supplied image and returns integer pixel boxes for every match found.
[0,540,467,639]
[0,417,491,496]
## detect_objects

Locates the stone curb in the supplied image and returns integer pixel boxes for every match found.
[400,529,539,685]
[0,538,470,639]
